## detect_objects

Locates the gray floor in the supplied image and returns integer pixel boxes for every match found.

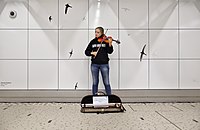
[0,103,200,130]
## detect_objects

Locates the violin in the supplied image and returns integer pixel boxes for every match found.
[97,35,120,44]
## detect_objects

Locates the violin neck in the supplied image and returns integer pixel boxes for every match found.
[112,39,120,44]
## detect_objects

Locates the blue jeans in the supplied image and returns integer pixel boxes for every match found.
[91,64,111,95]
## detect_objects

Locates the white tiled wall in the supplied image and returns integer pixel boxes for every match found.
[59,30,88,59]
[0,0,200,90]
[120,30,148,59]
[120,60,148,89]
[180,30,200,58]
[150,60,178,89]
[29,60,58,89]
[179,0,200,28]
[149,0,178,29]
[59,60,89,89]
[0,0,28,29]
[119,0,148,29]
[89,0,118,29]
[59,0,88,29]
[29,30,58,59]
[0,60,27,89]
[149,30,178,59]
[29,0,58,29]
[180,60,200,89]
[0,30,27,59]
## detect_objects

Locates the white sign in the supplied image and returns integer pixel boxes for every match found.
[93,96,109,108]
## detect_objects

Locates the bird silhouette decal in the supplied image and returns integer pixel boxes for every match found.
[69,49,73,59]
[140,44,147,62]
[49,16,52,22]
[121,7,130,12]
[74,82,78,90]
[48,120,52,123]
[65,4,72,14]
[82,16,86,21]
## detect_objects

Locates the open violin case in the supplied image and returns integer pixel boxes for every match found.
[80,92,126,113]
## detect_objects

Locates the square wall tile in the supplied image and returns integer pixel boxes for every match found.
[89,30,119,59]
[59,30,88,59]
[29,30,58,59]
[59,60,89,89]
[89,0,118,29]
[119,0,148,29]
[0,60,27,89]
[180,0,200,28]
[150,30,178,59]
[0,30,27,59]
[0,0,28,29]
[180,30,200,58]
[89,60,118,92]
[29,60,58,89]
[180,60,200,89]
[120,30,148,59]
[149,0,178,29]
[120,60,148,89]
[150,60,178,89]
[59,0,88,29]
[29,0,58,29]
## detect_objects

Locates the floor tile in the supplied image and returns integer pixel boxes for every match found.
[0,103,199,130]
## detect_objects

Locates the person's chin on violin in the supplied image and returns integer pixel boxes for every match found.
[85,27,113,95]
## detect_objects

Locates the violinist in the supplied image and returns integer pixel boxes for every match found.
[85,27,113,95]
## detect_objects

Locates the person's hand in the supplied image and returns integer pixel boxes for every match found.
[91,51,97,57]
[108,37,113,47]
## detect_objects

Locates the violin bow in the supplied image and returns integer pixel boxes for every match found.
[94,29,108,58]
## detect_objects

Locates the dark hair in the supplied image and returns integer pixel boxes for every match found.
[95,27,104,34]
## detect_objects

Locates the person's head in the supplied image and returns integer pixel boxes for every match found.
[95,27,104,38]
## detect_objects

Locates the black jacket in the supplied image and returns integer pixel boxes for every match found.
[85,37,113,64]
